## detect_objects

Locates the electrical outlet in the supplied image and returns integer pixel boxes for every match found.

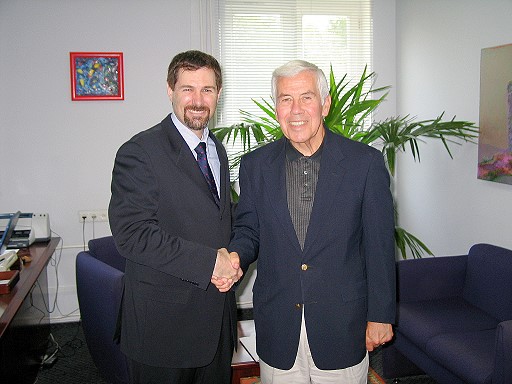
[78,210,109,223]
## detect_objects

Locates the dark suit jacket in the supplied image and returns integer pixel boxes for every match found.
[229,128,396,370]
[109,114,236,368]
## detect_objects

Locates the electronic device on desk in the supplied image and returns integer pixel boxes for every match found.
[0,250,19,272]
[0,211,21,271]
[0,212,51,249]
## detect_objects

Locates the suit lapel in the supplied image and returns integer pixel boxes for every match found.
[303,130,346,254]
[262,139,303,254]
[162,116,223,210]
[210,131,230,217]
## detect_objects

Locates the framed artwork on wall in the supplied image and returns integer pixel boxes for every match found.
[70,52,124,101]
[477,43,512,184]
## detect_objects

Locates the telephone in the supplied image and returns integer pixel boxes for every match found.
[0,250,18,272]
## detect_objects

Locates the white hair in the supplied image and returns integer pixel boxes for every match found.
[271,60,330,104]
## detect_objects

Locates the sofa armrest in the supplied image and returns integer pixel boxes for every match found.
[397,255,467,302]
[76,251,128,384]
[494,320,512,384]
[88,236,126,272]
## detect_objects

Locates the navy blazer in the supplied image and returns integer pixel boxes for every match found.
[109,114,236,368]
[230,128,396,370]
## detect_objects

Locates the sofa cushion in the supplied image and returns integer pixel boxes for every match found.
[426,329,495,384]
[397,297,498,350]
[463,244,512,321]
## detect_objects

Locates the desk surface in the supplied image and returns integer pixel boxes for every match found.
[0,237,60,338]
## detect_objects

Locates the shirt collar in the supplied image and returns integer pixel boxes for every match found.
[285,139,324,162]
[171,113,210,151]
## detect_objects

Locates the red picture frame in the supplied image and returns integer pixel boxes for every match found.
[70,52,124,101]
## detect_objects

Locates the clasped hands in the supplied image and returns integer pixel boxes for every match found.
[211,248,243,292]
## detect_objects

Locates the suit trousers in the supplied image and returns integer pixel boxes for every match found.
[127,297,233,384]
[259,309,369,384]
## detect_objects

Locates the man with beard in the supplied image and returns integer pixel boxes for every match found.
[109,50,242,384]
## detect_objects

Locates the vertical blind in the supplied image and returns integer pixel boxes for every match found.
[216,0,373,129]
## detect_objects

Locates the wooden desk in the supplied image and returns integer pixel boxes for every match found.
[0,237,60,384]
[232,359,260,384]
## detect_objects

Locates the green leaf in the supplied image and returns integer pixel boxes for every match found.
[395,226,434,259]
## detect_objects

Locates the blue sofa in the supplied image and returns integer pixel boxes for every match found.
[76,236,129,384]
[382,243,512,384]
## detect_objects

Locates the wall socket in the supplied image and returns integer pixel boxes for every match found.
[78,210,109,223]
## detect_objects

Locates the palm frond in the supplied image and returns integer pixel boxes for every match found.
[364,114,479,176]
[395,226,434,259]
[326,65,389,139]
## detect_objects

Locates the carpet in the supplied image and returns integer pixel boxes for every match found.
[39,323,388,384]
[39,322,440,384]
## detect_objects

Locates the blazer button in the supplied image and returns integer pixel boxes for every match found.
[301,264,308,271]
[295,303,302,309]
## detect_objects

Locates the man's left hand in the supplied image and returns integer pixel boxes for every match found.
[366,322,393,351]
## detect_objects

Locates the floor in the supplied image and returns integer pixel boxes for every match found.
[35,320,437,383]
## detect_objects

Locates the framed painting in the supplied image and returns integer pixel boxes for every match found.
[70,52,124,101]
[477,43,512,184]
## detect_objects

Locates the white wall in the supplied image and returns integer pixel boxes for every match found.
[395,0,512,256]
[0,0,203,321]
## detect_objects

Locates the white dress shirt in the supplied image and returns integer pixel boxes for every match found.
[171,113,221,196]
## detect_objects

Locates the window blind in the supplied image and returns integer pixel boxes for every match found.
[216,0,373,128]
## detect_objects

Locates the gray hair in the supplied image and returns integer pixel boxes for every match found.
[271,60,330,105]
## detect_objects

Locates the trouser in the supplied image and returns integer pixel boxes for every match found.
[260,310,368,384]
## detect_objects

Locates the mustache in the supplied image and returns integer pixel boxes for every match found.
[185,105,210,113]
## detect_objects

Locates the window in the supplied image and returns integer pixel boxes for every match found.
[216,0,373,128]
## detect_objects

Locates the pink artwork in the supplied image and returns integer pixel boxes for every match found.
[477,43,512,185]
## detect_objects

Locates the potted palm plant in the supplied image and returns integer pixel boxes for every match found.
[213,67,478,258]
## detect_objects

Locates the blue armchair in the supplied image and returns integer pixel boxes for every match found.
[382,243,512,384]
[76,236,129,384]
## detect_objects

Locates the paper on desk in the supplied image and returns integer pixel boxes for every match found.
[239,334,259,362]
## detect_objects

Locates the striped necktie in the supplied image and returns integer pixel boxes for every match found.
[195,142,220,207]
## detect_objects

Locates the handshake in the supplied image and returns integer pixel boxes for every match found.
[211,248,243,292]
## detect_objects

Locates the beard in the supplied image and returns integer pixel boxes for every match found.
[183,105,211,131]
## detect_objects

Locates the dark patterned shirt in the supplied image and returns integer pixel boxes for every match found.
[285,140,323,249]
